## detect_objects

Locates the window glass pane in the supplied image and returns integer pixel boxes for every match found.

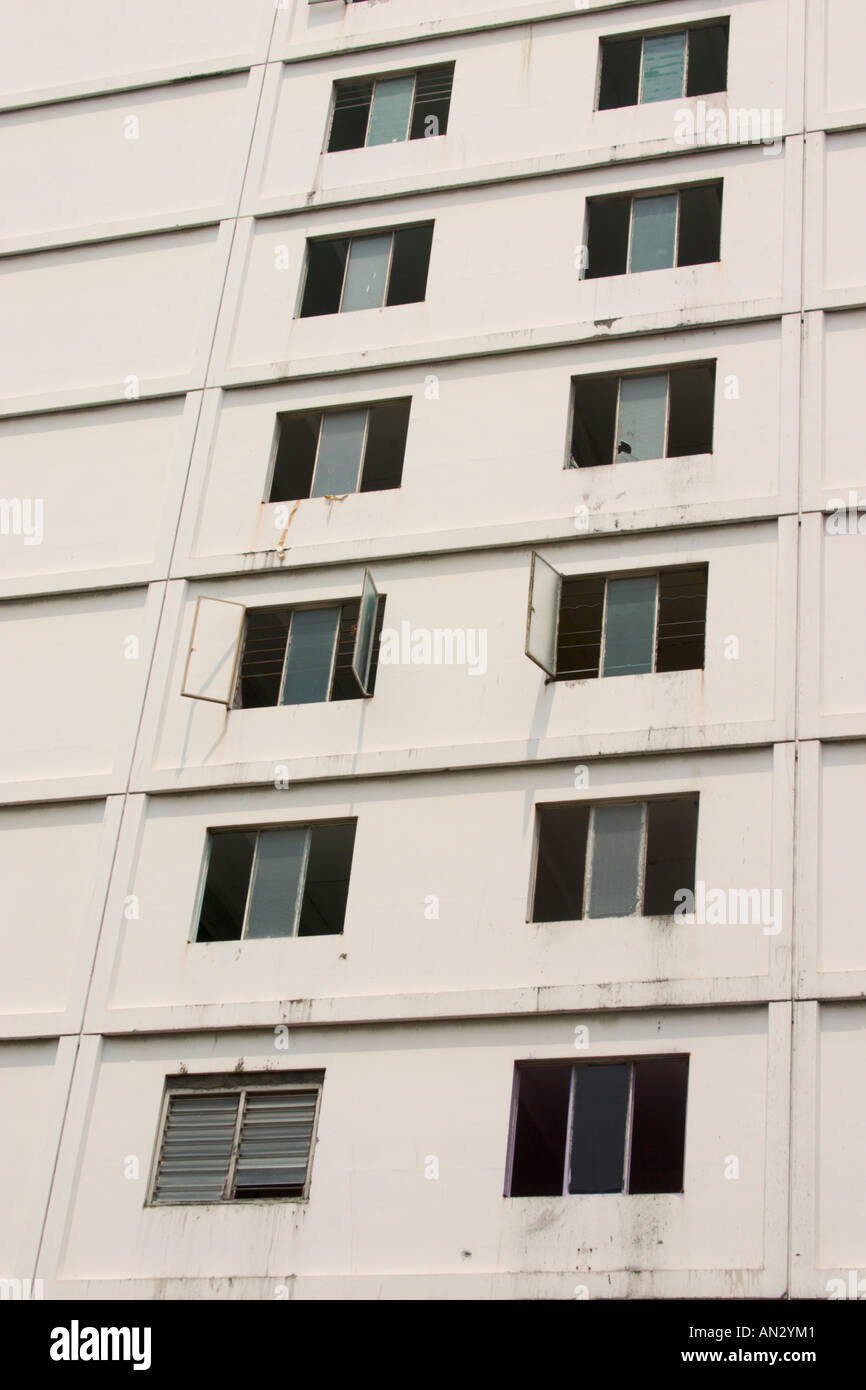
[311,410,366,497]
[641,31,686,103]
[298,822,356,936]
[353,570,379,693]
[341,234,391,312]
[280,607,340,705]
[616,373,668,462]
[588,802,643,918]
[197,831,257,942]
[602,574,657,677]
[629,193,677,272]
[568,1064,631,1193]
[245,828,308,939]
[367,74,414,145]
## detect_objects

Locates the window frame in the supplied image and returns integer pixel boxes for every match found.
[582,181,722,280]
[325,61,455,153]
[504,1056,689,1198]
[265,397,412,503]
[595,19,730,111]
[528,793,698,923]
[147,1074,324,1206]
[297,223,434,318]
[565,362,717,470]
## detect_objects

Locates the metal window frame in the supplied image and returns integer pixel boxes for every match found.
[583,800,648,920]
[181,596,246,707]
[147,1078,323,1207]
[598,569,661,678]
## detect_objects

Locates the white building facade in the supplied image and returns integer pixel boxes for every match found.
[0,0,864,1300]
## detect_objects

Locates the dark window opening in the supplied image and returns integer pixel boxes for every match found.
[269,398,411,503]
[507,1056,689,1196]
[655,566,708,673]
[531,795,698,923]
[327,63,454,152]
[569,363,715,469]
[235,594,385,709]
[686,23,730,98]
[598,22,729,110]
[598,36,642,110]
[300,225,433,318]
[151,1074,322,1205]
[556,574,605,679]
[677,183,722,266]
[196,821,357,943]
[584,183,722,280]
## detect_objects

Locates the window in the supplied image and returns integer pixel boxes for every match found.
[180,572,383,709]
[598,21,729,109]
[328,63,454,150]
[299,224,434,317]
[269,399,411,502]
[506,1057,688,1196]
[196,821,356,942]
[584,183,722,278]
[569,364,715,468]
[235,580,384,709]
[526,558,708,680]
[532,796,698,922]
[149,1073,323,1204]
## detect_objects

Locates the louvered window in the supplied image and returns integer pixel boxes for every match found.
[151,1078,322,1204]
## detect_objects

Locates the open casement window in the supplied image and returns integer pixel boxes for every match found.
[532,795,698,922]
[584,183,722,279]
[507,1057,689,1197]
[268,398,411,502]
[181,576,383,709]
[196,820,356,942]
[181,597,246,706]
[231,574,384,710]
[526,556,708,680]
[598,21,729,109]
[568,363,716,468]
[328,63,454,151]
[150,1073,323,1204]
[299,224,434,317]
